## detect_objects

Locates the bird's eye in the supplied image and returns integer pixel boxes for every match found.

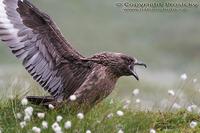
[129,65,133,70]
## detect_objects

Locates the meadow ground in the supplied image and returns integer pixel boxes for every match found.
[0,99,200,133]
[0,66,200,133]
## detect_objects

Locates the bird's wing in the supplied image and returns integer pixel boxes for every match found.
[0,0,89,99]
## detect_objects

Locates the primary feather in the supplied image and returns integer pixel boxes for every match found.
[0,0,91,99]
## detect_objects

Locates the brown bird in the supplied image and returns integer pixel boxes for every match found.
[0,0,146,109]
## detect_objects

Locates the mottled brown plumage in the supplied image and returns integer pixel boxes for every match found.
[0,0,146,109]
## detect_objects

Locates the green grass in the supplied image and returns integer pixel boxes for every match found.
[0,99,200,133]
[0,67,200,132]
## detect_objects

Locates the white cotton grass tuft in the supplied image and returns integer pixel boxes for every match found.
[116,110,124,116]
[187,104,198,112]
[42,121,48,129]
[20,121,26,128]
[56,115,63,122]
[132,88,139,96]
[24,115,31,121]
[48,104,54,110]
[190,121,197,128]
[136,99,141,104]
[193,78,197,83]
[52,122,62,133]
[107,113,114,119]
[187,106,193,112]
[32,126,41,133]
[37,113,45,119]
[86,129,92,133]
[64,121,72,129]
[168,90,175,96]
[24,106,33,116]
[16,113,22,119]
[77,113,84,120]
[123,100,131,109]
[118,129,124,133]
[172,103,181,110]
[150,128,156,133]
[9,95,15,100]
[180,73,187,80]
[69,95,77,101]
[24,106,33,121]
[21,98,28,106]
[125,100,131,105]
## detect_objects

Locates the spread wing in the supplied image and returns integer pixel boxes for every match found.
[0,0,91,99]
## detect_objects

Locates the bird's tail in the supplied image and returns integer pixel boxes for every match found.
[26,96,55,105]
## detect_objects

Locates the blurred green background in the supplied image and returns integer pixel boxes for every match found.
[0,0,200,110]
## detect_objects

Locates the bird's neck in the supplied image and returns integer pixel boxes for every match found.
[105,67,121,82]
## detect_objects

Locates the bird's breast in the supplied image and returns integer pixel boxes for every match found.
[73,65,119,106]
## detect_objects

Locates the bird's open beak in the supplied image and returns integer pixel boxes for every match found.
[131,61,147,81]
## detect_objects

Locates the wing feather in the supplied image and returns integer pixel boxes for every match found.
[0,0,92,99]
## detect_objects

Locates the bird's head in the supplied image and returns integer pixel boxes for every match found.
[83,52,147,80]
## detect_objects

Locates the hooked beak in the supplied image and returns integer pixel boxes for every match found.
[130,61,147,81]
